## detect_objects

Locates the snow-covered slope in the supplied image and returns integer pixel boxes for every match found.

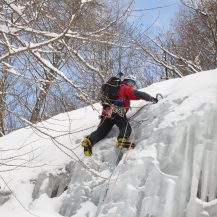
[0,69,217,217]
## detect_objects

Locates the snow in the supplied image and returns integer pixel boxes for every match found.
[3,0,25,15]
[81,0,92,4]
[0,69,217,217]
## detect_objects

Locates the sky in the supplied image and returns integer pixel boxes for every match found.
[133,0,181,32]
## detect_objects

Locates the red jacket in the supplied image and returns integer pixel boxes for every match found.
[118,82,152,109]
[118,84,139,109]
[102,82,152,117]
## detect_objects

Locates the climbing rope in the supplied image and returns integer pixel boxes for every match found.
[96,93,164,215]
[97,117,145,216]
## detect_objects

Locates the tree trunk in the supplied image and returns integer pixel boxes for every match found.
[0,64,7,136]
[30,70,56,124]
[30,52,61,124]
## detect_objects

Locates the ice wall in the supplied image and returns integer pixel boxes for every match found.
[97,101,217,217]
[30,99,217,217]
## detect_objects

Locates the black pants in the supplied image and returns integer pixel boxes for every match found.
[89,113,132,146]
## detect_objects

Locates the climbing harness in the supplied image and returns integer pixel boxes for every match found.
[111,105,126,117]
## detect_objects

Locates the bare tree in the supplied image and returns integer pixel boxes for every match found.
[162,0,217,75]
[0,0,140,132]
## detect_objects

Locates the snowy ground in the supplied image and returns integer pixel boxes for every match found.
[0,69,217,217]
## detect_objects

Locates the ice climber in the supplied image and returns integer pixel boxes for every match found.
[81,74,158,156]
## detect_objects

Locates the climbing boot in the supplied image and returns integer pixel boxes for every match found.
[116,137,135,150]
[81,137,93,156]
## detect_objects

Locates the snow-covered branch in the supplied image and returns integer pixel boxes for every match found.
[133,39,184,77]
[30,50,94,105]
[147,35,202,73]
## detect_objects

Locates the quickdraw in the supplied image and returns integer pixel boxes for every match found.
[111,105,126,117]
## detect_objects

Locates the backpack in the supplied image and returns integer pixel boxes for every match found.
[101,76,122,104]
